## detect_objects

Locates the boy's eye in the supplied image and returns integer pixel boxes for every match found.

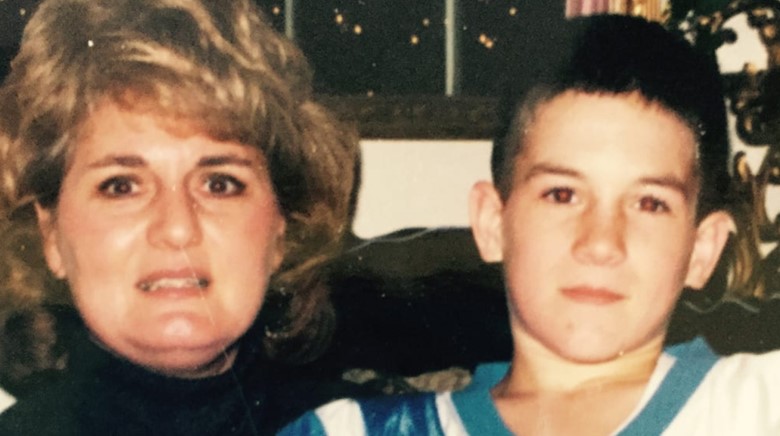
[204,174,246,196]
[543,187,576,204]
[637,196,670,213]
[98,176,139,197]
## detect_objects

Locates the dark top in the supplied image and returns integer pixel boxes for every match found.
[0,319,370,436]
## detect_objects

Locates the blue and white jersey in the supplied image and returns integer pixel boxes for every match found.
[280,338,780,435]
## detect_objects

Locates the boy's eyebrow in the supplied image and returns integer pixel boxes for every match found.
[520,163,583,182]
[521,163,695,198]
[637,175,694,199]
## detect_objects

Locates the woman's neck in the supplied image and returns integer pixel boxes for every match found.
[159,346,239,379]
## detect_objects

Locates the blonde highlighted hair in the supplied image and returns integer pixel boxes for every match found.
[0,0,359,363]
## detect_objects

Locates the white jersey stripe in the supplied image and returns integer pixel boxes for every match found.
[315,398,366,436]
[435,392,469,436]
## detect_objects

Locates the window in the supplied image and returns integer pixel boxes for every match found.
[257,0,564,97]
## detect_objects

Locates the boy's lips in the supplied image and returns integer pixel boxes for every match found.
[561,286,625,305]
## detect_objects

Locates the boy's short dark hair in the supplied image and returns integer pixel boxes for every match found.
[492,14,730,219]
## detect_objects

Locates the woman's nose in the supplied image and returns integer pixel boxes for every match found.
[147,186,202,249]
[572,204,627,266]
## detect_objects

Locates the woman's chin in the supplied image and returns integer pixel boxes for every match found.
[129,342,238,379]
[93,325,240,378]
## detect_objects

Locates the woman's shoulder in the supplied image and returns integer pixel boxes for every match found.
[0,378,79,436]
[0,387,15,414]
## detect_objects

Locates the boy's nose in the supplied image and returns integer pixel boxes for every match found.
[147,186,202,249]
[572,204,627,266]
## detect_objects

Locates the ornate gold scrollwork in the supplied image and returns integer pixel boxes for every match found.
[566,0,669,22]
[617,0,669,22]
[673,0,780,297]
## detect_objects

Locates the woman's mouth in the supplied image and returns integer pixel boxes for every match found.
[138,276,209,293]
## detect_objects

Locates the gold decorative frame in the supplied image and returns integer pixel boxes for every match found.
[567,0,669,22]
[671,0,780,297]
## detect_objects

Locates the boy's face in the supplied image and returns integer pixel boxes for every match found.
[470,91,731,363]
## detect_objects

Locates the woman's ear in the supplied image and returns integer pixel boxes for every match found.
[34,203,66,279]
[684,210,734,290]
[468,181,505,263]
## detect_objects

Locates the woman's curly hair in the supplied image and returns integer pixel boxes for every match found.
[0,0,360,364]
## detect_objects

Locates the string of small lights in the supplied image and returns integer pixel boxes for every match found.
[0,1,709,95]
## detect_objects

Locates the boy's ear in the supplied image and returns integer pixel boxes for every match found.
[469,181,505,263]
[684,211,734,290]
[34,203,66,279]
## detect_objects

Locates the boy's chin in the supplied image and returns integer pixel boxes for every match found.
[551,336,663,365]
[557,347,629,364]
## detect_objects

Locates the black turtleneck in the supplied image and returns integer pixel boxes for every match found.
[0,319,372,436]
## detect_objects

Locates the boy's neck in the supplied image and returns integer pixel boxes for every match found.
[497,331,664,395]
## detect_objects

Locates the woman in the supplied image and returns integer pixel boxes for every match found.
[0,0,359,434]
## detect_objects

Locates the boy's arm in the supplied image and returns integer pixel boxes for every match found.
[277,398,365,436]
[277,410,328,436]
[277,394,448,436]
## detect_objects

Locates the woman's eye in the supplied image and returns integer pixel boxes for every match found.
[638,196,670,213]
[543,187,576,204]
[98,176,138,197]
[204,174,246,196]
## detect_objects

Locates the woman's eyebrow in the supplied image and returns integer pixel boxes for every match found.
[197,154,256,167]
[87,155,146,168]
[86,154,257,168]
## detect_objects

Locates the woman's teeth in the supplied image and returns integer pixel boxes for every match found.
[139,277,209,292]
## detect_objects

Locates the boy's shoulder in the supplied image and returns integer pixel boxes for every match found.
[279,362,514,436]
[699,347,780,394]
[279,342,780,436]
[666,337,780,381]
[662,345,780,434]
[278,393,447,436]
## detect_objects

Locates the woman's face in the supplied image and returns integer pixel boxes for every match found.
[36,102,286,378]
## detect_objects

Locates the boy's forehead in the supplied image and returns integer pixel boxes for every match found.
[526,90,695,130]
[514,91,701,190]
[520,91,699,154]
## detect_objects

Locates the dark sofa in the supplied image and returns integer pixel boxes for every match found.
[313,227,780,380]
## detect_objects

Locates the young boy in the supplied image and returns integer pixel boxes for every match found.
[281,14,780,436]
